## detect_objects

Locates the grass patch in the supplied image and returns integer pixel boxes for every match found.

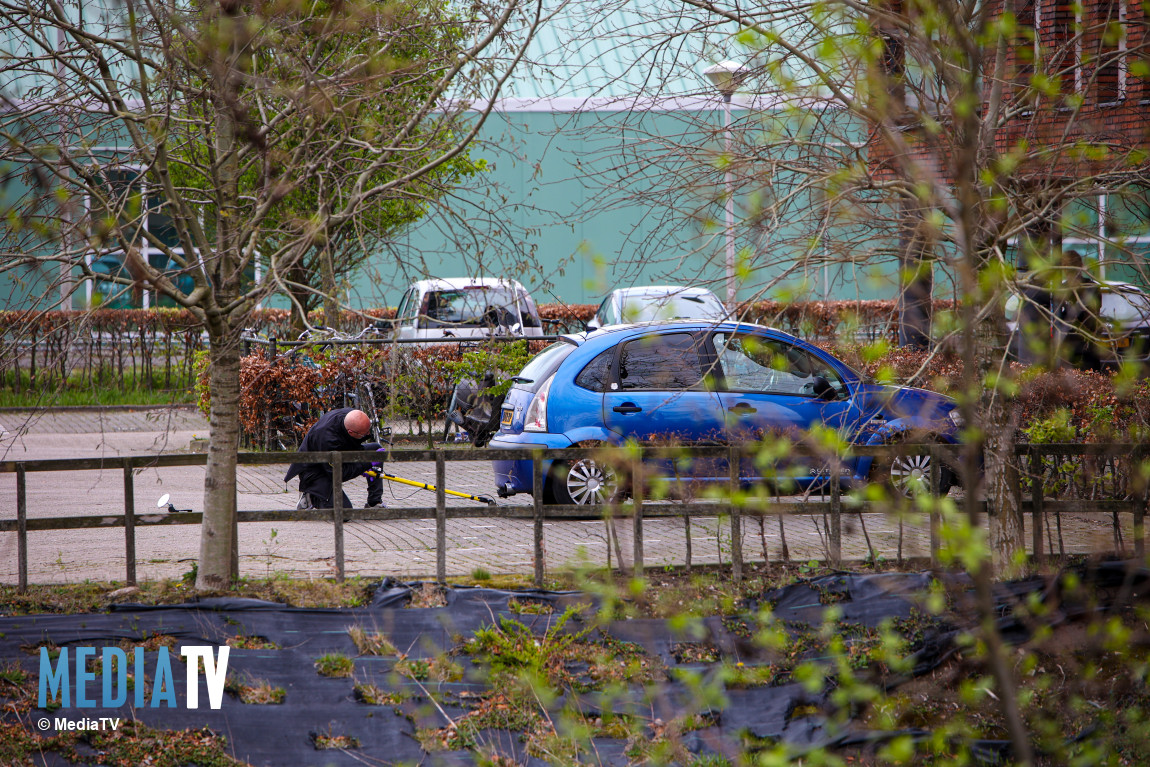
[395,656,463,683]
[508,598,553,615]
[225,634,280,650]
[0,576,375,615]
[0,719,244,767]
[353,682,409,706]
[315,653,354,678]
[224,676,286,704]
[348,626,398,656]
[312,729,360,750]
[0,369,196,408]
[408,583,447,608]
[471,566,492,581]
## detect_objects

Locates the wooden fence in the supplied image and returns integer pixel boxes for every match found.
[2,444,1146,591]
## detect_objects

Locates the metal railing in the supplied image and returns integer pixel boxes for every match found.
[3,443,1147,591]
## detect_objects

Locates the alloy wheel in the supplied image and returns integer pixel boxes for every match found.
[565,458,619,505]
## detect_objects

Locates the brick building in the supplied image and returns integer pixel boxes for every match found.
[870,0,1150,288]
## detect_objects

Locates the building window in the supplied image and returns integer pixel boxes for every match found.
[1095,0,1127,103]
[1044,0,1079,97]
[1014,0,1039,99]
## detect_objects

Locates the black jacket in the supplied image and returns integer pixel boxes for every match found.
[284,407,373,505]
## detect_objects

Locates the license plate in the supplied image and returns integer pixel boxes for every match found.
[1115,337,1131,348]
[500,408,513,428]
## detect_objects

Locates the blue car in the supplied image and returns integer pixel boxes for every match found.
[489,322,963,505]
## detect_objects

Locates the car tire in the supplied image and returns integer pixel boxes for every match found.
[870,438,956,497]
[549,453,620,506]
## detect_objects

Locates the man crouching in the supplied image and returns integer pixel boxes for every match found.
[284,408,384,510]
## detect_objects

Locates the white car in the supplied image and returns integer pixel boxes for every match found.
[390,278,544,341]
[585,286,727,332]
[1005,277,1150,365]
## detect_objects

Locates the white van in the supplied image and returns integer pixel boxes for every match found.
[390,278,544,341]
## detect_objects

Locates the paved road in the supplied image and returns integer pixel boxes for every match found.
[0,407,1134,585]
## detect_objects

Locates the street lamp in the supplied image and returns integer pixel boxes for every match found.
[703,60,747,312]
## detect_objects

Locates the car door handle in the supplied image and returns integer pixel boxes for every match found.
[729,403,757,414]
[612,403,642,414]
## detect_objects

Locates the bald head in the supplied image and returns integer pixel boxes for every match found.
[344,410,371,440]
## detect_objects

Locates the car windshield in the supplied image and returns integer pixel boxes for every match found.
[422,287,521,328]
[513,342,576,392]
[620,293,725,323]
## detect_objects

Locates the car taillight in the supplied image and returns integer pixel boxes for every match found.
[523,375,553,432]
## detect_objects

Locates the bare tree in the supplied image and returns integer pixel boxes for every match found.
[0,0,543,590]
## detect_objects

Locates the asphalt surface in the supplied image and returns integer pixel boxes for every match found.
[0,407,1135,584]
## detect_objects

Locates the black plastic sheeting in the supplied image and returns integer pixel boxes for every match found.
[2,562,1147,766]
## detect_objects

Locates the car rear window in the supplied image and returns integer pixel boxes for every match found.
[514,342,576,392]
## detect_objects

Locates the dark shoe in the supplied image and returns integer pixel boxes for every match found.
[365,500,385,509]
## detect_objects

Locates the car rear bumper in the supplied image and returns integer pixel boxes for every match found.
[489,433,573,496]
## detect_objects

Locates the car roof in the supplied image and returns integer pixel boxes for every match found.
[607,285,720,300]
[411,277,527,292]
[561,320,799,346]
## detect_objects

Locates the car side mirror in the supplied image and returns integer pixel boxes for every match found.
[812,376,837,401]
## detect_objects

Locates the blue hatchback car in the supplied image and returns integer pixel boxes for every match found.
[490,322,963,505]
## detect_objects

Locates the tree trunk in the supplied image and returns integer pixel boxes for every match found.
[197,329,241,590]
[898,198,933,349]
[322,244,338,331]
[197,0,244,591]
[985,397,1026,575]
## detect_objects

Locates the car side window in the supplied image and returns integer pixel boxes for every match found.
[618,333,705,391]
[395,289,415,322]
[714,333,845,397]
[575,349,614,391]
[593,296,611,326]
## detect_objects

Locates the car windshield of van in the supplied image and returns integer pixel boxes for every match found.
[422,287,521,328]
[620,293,725,323]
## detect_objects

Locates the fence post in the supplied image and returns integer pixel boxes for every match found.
[436,451,446,584]
[1030,449,1044,563]
[17,464,27,593]
[267,337,277,362]
[729,445,743,582]
[123,459,136,586]
[830,451,841,568]
[1136,446,1146,558]
[632,453,643,577]
[533,452,544,587]
[929,445,940,567]
[332,452,344,582]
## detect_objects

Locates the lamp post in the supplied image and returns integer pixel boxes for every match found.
[703,60,746,312]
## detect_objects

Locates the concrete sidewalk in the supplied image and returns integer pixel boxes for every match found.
[0,407,1135,585]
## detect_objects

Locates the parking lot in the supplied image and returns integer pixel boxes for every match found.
[0,407,1133,585]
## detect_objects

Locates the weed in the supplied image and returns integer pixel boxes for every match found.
[409,582,447,608]
[471,566,492,581]
[315,653,354,678]
[224,676,286,704]
[311,728,360,750]
[508,598,553,615]
[395,656,463,683]
[347,626,398,656]
[224,634,280,650]
[353,682,409,706]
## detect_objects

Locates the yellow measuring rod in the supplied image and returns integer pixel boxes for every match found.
[366,469,496,506]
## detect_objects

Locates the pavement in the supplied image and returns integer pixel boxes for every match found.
[0,407,1136,585]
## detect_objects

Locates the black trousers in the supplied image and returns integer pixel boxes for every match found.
[299,442,383,508]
